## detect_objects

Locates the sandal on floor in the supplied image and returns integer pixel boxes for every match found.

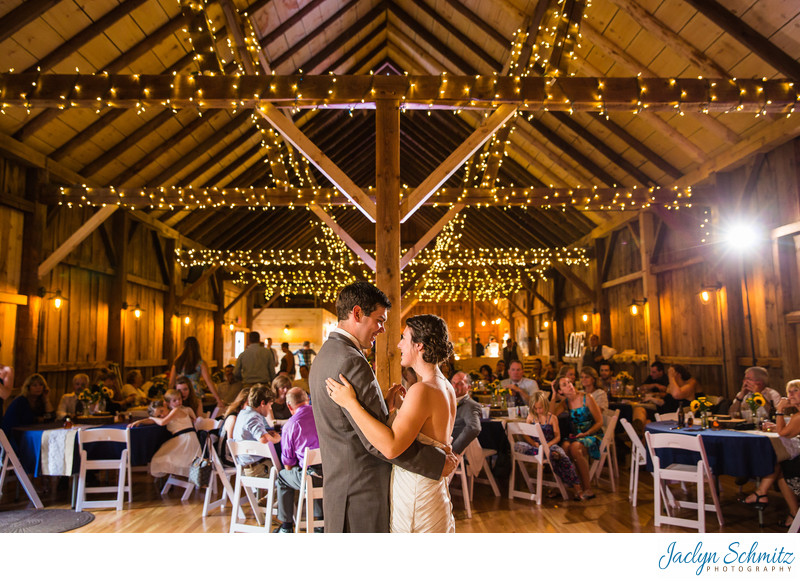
[581,492,596,500]
[739,494,768,510]
[779,514,796,529]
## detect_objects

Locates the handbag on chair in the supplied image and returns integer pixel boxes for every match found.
[188,438,212,488]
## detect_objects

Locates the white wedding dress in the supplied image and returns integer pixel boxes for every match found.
[390,432,455,533]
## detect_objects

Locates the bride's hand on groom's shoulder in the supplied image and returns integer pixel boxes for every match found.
[326,374,357,408]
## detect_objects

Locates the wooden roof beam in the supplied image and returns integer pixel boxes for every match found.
[683,0,800,81]
[545,0,588,77]
[0,0,61,44]
[401,105,518,221]
[309,204,376,270]
[400,204,464,270]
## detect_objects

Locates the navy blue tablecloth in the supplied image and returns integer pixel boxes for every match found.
[478,418,508,453]
[14,422,170,477]
[645,421,776,478]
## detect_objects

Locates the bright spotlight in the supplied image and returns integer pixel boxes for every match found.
[724,223,759,251]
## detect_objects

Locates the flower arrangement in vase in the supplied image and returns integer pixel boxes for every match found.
[690,396,713,428]
[78,384,114,415]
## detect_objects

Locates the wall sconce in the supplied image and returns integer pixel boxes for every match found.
[629,298,647,316]
[699,283,722,305]
[283,324,290,335]
[481,320,486,327]
[582,313,589,323]
[38,287,67,309]
[458,320,465,327]
[183,315,191,325]
[542,320,550,329]
[123,302,144,319]
[228,322,235,331]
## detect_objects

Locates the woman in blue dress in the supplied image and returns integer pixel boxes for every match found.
[553,375,604,500]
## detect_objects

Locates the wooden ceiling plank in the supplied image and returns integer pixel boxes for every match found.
[604,0,729,78]
[400,104,518,221]
[309,204,376,270]
[545,0,588,77]
[24,0,150,74]
[259,0,327,48]
[177,265,220,305]
[550,111,656,186]
[683,0,800,81]
[441,0,509,48]
[552,261,594,300]
[205,144,263,187]
[0,0,62,44]
[147,110,253,186]
[179,127,259,185]
[257,101,376,221]
[224,281,258,314]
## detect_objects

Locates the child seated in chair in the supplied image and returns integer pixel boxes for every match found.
[130,389,200,479]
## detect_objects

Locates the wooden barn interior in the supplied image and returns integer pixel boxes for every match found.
[1,0,800,534]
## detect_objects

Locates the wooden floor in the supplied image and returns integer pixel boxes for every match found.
[1,456,794,534]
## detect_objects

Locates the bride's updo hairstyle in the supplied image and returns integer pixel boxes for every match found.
[406,314,454,364]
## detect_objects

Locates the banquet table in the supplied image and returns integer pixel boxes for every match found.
[644,421,782,478]
[13,422,170,477]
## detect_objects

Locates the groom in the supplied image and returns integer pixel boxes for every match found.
[310,281,456,532]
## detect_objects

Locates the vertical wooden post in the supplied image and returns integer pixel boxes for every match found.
[639,211,662,363]
[553,275,566,359]
[470,288,476,357]
[108,211,128,368]
[375,99,401,391]
[14,168,46,381]
[526,290,536,356]
[594,237,612,344]
[213,270,225,368]
[163,238,178,367]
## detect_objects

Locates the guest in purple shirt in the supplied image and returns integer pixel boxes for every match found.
[274,388,322,532]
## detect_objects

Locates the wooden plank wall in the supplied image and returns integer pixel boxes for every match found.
[0,160,24,376]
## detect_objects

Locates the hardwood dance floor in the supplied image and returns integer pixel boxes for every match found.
[1,458,792,534]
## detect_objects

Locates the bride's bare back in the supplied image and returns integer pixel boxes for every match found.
[400,375,456,448]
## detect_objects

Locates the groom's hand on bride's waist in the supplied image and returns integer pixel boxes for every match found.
[441,449,458,479]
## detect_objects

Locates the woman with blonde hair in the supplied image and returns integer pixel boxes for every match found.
[2,374,55,440]
[516,391,582,500]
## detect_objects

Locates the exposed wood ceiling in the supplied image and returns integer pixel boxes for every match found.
[1,0,799,295]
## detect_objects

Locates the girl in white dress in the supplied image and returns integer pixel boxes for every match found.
[327,314,456,533]
[130,389,200,478]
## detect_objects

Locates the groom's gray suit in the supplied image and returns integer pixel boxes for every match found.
[310,331,445,532]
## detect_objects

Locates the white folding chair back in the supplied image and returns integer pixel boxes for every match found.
[789,512,800,534]
[655,412,679,422]
[75,428,130,511]
[465,438,501,499]
[0,429,43,508]
[619,418,647,506]
[589,409,619,491]
[227,440,277,533]
[201,419,241,518]
[294,447,324,533]
[507,422,568,504]
[645,432,724,532]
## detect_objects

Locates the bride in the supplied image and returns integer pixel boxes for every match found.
[326,314,456,533]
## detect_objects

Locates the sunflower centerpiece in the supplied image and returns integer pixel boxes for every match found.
[490,379,510,408]
[690,396,714,429]
[745,392,768,427]
[77,384,115,415]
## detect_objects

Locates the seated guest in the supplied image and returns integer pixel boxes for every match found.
[2,374,55,444]
[553,375,603,500]
[631,361,675,432]
[479,364,495,384]
[517,391,582,500]
[130,390,199,481]
[740,380,800,527]
[95,368,126,412]
[274,388,322,533]
[450,371,481,455]
[217,364,243,404]
[495,359,509,381]
[293,365,310,394]
[579,366,608,412]
[551,365,577,410]
[729,366,781,419]
[57,373,89,419]
[639,360,669,394]
[598,362,615,392]
[501,360,538,406]
[121,369,149,407]
[541,359,557,385]
[175,375,204,419]
[232,384,281,478]
[0,339,14,421]
[270,375,293,422]
[530,358,544,384]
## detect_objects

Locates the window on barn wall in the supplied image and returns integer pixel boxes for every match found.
[234,331,245,358]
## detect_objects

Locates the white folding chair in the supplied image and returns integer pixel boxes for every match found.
[294,447,324,533]
[0,429,43,509]
[200,419,240,518]
[449,454,472,518]
[655,412,679,422]
[789,512,800,534]
[75,428,130,511]
[619,418,647,506]
[466,439,501,499]
[507,422,568,504]
[645,432,724,532]
[589,408,619,491]
[228,440,277,533]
